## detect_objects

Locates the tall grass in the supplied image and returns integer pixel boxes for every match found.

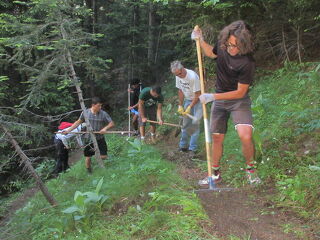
[0,135,217,240]
[220,62,319,217]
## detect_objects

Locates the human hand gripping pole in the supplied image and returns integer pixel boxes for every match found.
[191,27,203,41]
[199,93,215,104]
[177,105,184,115]
[183,105,192,115]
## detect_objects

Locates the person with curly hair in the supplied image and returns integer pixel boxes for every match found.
[192,20,261,185]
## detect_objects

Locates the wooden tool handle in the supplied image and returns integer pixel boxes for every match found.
[146,120,181,128]
[194,25,213,177]
[55,131,134,134]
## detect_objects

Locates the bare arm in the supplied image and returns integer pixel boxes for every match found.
[214,83,250,100]
[178,89,184,106]
[199,39,217,59]
[128,102,139,110]
[100,121,115,133]
[138,99,146,119]
[157,103,163,122]
[189,91,201,107]
[64,119,82,133]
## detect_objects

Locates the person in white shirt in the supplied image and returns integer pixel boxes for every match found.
[171,60,203,154]
[53,123,84,174]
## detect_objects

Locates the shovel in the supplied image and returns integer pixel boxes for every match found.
[175,113,200,137]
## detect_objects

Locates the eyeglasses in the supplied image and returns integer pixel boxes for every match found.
[226,42,238,49]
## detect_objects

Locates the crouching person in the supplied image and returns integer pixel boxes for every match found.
[53,122,84,175]
[64,97,114,173]
[138,86,164,142]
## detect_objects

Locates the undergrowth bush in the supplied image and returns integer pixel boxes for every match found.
[0,135,216,240]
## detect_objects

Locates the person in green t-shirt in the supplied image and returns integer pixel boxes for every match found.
[138,86,164,141]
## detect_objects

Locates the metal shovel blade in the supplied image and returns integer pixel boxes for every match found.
[174,118,182,137]
[183,116,199,136]
[175,114,199,137]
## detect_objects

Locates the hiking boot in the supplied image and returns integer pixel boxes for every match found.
[179,148,188,153]
[245,168,261,185]
[198,169,222,186]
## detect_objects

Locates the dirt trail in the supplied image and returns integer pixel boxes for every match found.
[198,189,304,240]
[0,149,83,227]
[158,133,317,240]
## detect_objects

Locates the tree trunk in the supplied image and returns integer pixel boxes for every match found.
[154,21,162,64]
[0,124,57,206]
[60,23,105,169]
[92,0,96,34]
[147,1,155,67]
[282,25,290,62]
[296,26,302,63]
[130,0,139,79]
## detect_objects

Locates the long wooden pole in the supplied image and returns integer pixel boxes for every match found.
[194,25,213,178]
[128,84,131,137]
[56,131,135,134]
[146,120,181,128]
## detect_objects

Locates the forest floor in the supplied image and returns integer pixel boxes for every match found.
[157,132,318,240]
[0,149,83,227]
[0,134,318,240]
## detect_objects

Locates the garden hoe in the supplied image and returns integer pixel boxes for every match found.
[193,25,234,192]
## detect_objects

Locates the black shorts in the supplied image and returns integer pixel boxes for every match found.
[138,106,157,127]
[84,138,108,157]
[210,96,253,134]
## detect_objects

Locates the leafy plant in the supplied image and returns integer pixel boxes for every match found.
[127,138,142,156]
[62,177,109,227]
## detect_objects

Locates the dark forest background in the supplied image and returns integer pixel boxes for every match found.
[0,0,319,195]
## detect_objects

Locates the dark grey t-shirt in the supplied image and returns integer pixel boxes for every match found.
[213,42,255,93]
[80,109,112,139]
